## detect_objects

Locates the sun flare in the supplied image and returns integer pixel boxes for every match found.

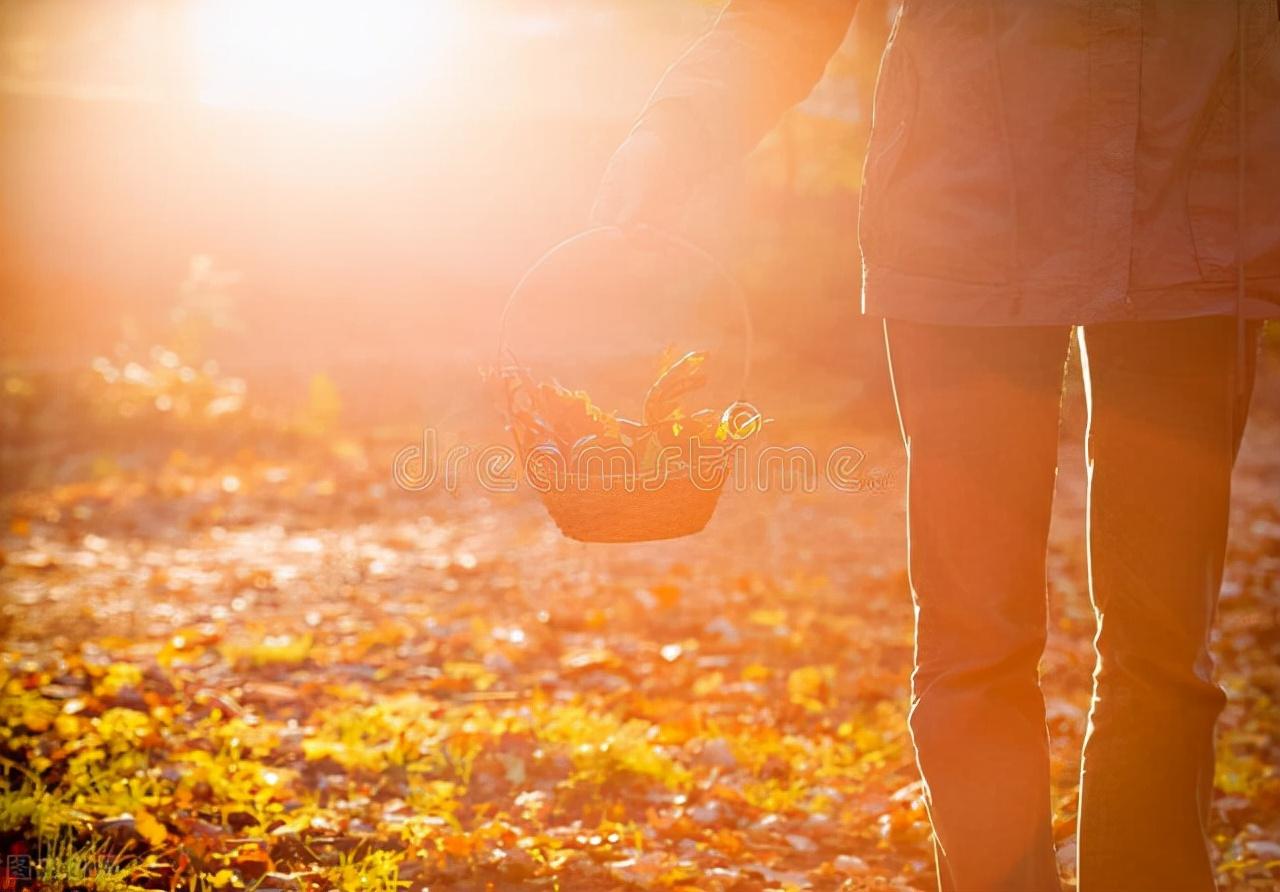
[191,0,460,120]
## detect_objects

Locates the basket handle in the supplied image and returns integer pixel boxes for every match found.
[497,225,754,398]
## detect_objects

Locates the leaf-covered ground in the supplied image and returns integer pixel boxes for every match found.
[2,399,1279,891]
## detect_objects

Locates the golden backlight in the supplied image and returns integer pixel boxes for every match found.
[2,3,1277,891]
[190,0,460,120]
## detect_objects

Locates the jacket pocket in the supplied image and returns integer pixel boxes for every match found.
[859,5,1017,285]
[1188,18,1280,281]
[858,31,917,268]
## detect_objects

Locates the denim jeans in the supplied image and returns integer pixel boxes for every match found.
[883,316,1260,892]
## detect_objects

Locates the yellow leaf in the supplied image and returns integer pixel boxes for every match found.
[748,608,786,627]
[207,869,243,889]
[22,711,51,733]
[54,714,81,738]
[787,665,833,712]
[134,808,168,847]
[692,672,723,698]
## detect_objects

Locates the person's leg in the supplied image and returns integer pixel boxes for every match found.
[1076,316,1261,891]
[885,320,1071,892]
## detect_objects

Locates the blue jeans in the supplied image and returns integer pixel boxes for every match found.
[884,316,1259,892]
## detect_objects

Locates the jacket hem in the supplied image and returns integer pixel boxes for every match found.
[860,264,1280,326]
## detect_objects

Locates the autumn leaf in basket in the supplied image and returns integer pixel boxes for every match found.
[482,362,567,453]
[484,349,766,475]
[643,350,708,427]
[537,381,620,441]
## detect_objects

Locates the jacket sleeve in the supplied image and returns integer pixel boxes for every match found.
[631,0,860,184]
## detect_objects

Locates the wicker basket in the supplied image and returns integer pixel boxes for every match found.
[499,226,752,544]
[536,462,731,543]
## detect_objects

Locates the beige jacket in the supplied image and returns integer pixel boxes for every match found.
[635,0,1280,325]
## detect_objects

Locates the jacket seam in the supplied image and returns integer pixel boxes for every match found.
[985,0,1020,299]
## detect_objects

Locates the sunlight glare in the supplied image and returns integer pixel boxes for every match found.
[191,0,459,120]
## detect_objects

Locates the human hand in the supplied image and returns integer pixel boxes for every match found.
[589,126,684,230]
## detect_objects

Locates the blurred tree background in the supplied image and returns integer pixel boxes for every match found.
[1,0,900,450]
